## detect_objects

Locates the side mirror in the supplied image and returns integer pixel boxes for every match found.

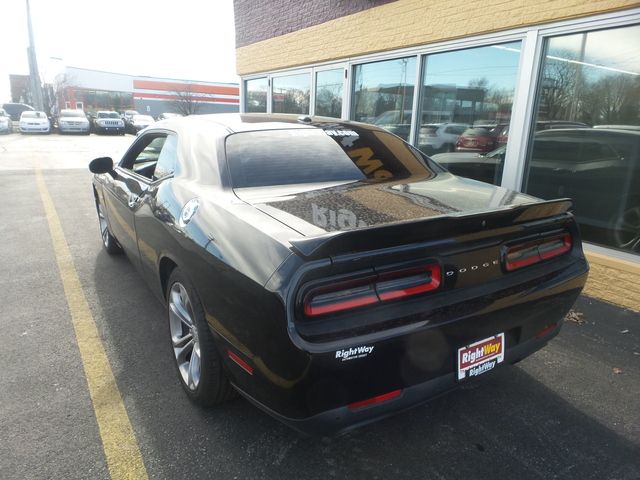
[89,157,114,174]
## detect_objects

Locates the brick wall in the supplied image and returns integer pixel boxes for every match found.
[584,252,640,313]
[236,0,639,75]
[234,0,395,48]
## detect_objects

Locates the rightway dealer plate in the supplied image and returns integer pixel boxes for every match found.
[457,333,505,381]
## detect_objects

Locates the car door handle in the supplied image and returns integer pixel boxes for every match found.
[128,194,141,208]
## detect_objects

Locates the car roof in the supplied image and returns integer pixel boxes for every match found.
[156,113,378,134]
[537,127,640,135]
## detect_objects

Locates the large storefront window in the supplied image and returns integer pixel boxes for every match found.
[351,57,416,141]
[417,42,521,185]
[315,69,343,118]
[272,73,310,114]
[245,78,268,113]
[525,25,640,254]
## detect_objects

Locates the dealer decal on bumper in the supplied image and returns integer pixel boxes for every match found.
[335,345,374,362]
[457,333,505,380]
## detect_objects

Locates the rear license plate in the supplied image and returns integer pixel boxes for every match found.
[457,333,504,380]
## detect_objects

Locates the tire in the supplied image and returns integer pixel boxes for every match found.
[166,268,235,406]
[96,199,123,254]
[610,198,640,252]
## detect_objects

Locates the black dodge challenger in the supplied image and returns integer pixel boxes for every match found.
[89,113,589,435]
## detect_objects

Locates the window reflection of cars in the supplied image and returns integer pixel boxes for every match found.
[0,108,12,134]
[19,110,50,134]
[418,123,469,153]
[495,121,589,147]
[455,126,500,153]
[372,109,414,139]
[526,128,639,252]
[93,111,125,135]
[57,109,91,135]
[432,145,506,185]
[436,128,640,252]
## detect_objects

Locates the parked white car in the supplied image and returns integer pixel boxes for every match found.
[418,123,469,153]
[127,114,155,135]
[0,108,12,134]
[58,109,90,134]
[19,111,50,134]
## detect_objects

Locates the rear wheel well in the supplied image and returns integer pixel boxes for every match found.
[159,257,178,298]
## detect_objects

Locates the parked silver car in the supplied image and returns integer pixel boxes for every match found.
[57,109,90,134]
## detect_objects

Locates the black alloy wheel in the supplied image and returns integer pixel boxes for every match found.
[166,268,236,406]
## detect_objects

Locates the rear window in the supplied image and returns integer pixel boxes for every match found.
[532,139,620,162]
[226,127,439,188]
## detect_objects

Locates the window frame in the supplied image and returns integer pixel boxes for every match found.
[116,129,177,184]
[313,66,346,118]
[270,70,312,115]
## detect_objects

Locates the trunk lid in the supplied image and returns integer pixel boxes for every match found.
[234,172,570,258]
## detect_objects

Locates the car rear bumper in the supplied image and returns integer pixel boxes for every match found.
[237,325,560,436]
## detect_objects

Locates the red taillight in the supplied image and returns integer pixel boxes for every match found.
[377,264,441,301]
[303,263,441,317]
[505,234,572,272]
[348,389,402,411]
[303,281,378,316]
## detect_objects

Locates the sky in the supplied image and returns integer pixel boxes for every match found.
[0,0,239,103]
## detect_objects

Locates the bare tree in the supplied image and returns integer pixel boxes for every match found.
[171,84,201,116]
[52,73,75,115]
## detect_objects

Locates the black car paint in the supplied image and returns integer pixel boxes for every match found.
[92,114,588,434]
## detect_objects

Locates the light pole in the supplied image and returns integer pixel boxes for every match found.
[26,0,44,111]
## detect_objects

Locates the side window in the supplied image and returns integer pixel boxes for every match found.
[153,134,178,181]
[121,134,167,179]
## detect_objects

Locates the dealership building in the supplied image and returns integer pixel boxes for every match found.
[55,66,239,117]
[233,1,640,310]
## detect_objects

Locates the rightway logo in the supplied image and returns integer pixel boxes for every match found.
[335,345,374,362]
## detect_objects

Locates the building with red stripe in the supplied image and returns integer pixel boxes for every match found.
[55,66,239,117]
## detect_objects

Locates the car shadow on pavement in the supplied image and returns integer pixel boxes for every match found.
[91,250,640,480]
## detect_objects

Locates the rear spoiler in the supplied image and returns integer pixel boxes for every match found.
[289,199,573,259]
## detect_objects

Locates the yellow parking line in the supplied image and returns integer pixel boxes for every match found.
[35,167,148,480]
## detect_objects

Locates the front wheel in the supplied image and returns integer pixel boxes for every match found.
[167,268,235,406]
[96,200,123,254]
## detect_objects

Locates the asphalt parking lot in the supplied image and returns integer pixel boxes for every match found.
[1,132,639,480]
